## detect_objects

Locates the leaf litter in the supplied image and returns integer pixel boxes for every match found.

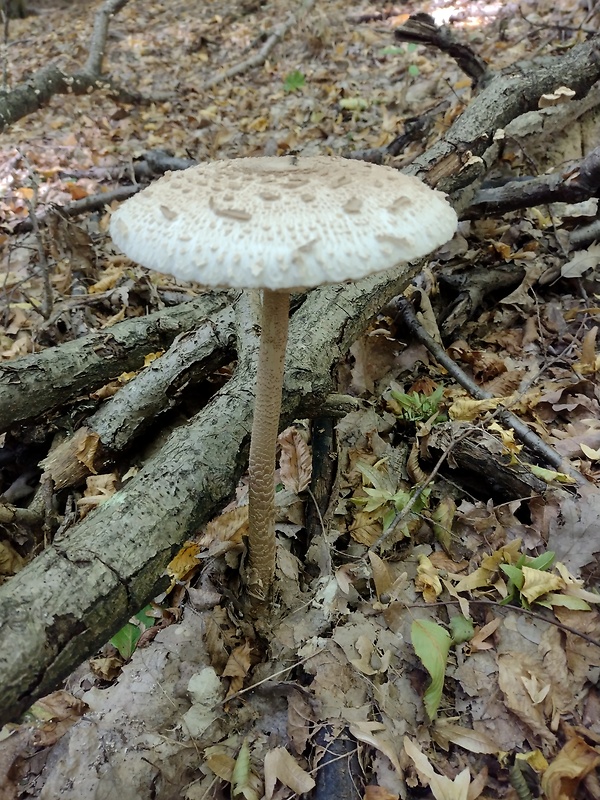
[0,0,600,796]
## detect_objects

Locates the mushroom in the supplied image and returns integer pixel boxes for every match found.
[109,155,457,599]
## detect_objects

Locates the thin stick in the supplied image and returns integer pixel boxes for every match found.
[395,295,588,487]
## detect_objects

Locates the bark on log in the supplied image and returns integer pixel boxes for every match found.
[411,34,600,195]
[41,304,238,488]
[425,422,548,499]
[0,266,420,727]
[0,292,230,432]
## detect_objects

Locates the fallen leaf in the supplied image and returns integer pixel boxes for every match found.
[541,735,600,800]
[278,427,312,493]
[263,746,315,799]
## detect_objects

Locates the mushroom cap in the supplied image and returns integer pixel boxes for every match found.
[110,156,457,291]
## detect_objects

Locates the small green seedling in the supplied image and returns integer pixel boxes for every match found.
[283,70,306,92]
[388,385,445,424]
[354,460,431,534]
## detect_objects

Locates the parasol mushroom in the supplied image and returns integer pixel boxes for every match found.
[109,155,458,599]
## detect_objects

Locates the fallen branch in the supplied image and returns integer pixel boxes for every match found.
[468,146,600,216]
[0,292,230,432]
[0,0,131,132]
[199,0,317,90]
[394,13,492,88]
[42,303,238,488]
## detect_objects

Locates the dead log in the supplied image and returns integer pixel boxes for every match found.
[0,267,421,727]
[0,0,131,133]
[41,304,238,488]
[0,292,230,432]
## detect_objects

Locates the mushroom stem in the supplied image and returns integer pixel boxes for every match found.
[247,288,290,598]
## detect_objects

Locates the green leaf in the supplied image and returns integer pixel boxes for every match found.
[283,70,305,92]
[408,64,420,77]
[382,505,397,532]
[135,604,155,627]
[389,387,444,423]
[449,614,474,644]
[110,604,154,660]
[500,563,525,589]
[378,45,405,56]
[356,461,388,490]
[527,551,555,572]
[232,740,257,799]
[339,97,369,111]
[110,622,141,660]
[411,619,451,720]
[544,593,591,611]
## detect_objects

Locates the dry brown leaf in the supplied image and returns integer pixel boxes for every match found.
[364,786,399,800]
[198,505,248,558]
[203,610,232,673]
[368,551,393,599]
[0,540,25,576]
[415,554,443,603]
[28,690,88,747]
[497,653,556,749]
[350,721,401,773]
[223,640,253,697]
[561,242,600,278]
[578,326,598,373]
[77,473,118,517]
[75,428,102,472]
[166,540,201,585]
[278,427,311,493]
[349,509,382,546]
[263,746,315,800]
[277,546,300,580]
[89,655,123,681]
[204,746,235,781]
[449,396,504,421]
[469,618,501,651]
[541,735,600,800]
[432,719,499,754]
[287,690,315,755]
[403,736,471,800]
[88,264,124,293]
[547,485,600,572]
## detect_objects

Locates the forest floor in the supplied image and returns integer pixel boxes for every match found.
[1,0,600,798]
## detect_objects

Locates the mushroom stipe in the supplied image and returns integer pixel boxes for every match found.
[110,155,458,600]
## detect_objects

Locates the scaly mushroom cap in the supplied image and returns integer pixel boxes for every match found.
[110,156,457,290]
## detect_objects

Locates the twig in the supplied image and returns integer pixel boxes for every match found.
[468,146,600,216]
[395,295,588,487]
[394,13,492,88]
[84,0,130,76]
[199,0,317,91]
